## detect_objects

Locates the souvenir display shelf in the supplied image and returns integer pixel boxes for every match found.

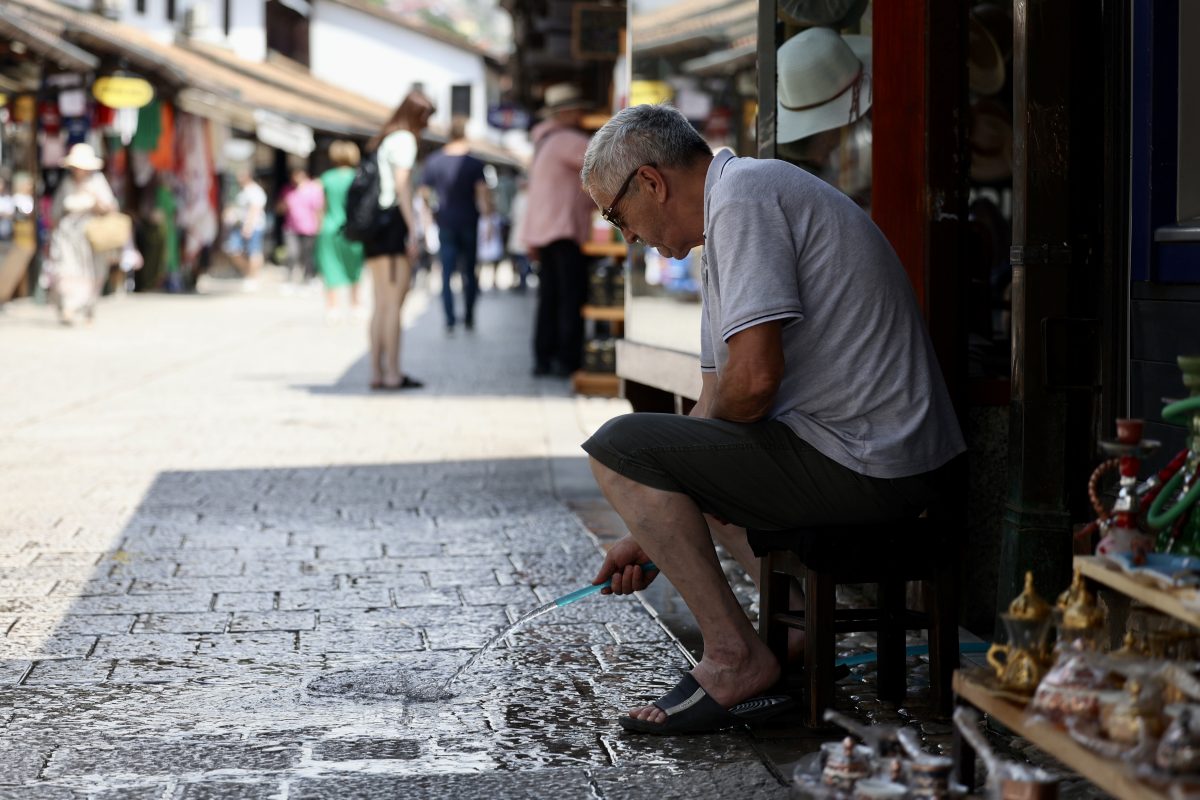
[953,552,1200,800]
[572,243,627,398]
[953,670,1170,800]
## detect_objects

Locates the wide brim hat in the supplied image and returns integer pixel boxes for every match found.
[969,99,1013,182]
[539,83,590,116]
[62,142,103,171]
[777,28,872,145]
[968,3,1012,96]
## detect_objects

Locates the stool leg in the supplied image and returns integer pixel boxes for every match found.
[759,554,791,673]
[805,566,835,728]
[928,562,960,716]
[877,579,906,704]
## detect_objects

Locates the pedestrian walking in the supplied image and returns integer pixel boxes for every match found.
[278,166,323,286]
[363,87,434,390]
[579,104,965,734]
[46,143,119,325]
[224,167,267,291]
[522,83,595,377]
[420,115,492,332]
[315,141,366,321]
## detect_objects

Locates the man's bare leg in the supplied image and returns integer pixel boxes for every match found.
[590,458,781,725]
[705,516,805,662]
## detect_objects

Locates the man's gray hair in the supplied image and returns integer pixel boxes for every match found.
[581,104,712,200]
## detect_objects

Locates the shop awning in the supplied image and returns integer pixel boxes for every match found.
[632,0,756,57]
[0,6,99,73]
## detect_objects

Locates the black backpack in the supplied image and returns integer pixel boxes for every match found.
[342,151,382,242]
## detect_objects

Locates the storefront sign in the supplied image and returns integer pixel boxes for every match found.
[630,80,672,107]
[92,76,155,109]
[253,110,314,157]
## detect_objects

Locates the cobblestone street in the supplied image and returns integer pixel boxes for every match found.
[0,274,793,799]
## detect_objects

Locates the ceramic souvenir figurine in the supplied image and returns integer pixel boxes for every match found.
[1054,566,1105,651]
[1156,705,1200,774]
[987,572,1054,694]
[821,736,874,792]
[1094,419,1158,561]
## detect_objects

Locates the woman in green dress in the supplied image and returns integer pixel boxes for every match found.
[316,140,365,320]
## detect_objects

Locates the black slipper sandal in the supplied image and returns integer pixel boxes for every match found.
[618,673,794,735]
[376,375,424,390]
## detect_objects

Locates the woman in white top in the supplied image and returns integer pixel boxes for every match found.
[49,143,117,325]
[365,88,434,390]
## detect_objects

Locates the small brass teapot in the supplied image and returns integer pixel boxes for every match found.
[1055,566,1105,651]
[988,572,1054,694]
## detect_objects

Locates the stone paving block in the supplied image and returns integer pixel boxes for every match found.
[0,741,47,782]
[317,606,508,630]
[0,598,75,616]
[11,614,136,636]
[337,572,429,591]
[176,781,282,799]
[606,618,673,644]
[230,610,315,632]
[0,786,81,800]
[67,593,215,615]
[31,553,103,568]
[460,584,540,606]
[279,588,390,610]
[288,769,597,800]
[92,634,201,659]
[425,568,514,588]
[0,659,31,685]
[43,739,299,777]
[391,587,460,608]
[0,553,38,568]
[23,658,114,685]
[0,579,57,597]
[311,738,423,761]
[212,592,276,612]
[106,559,181,580]
[130,575,335,594]
[506,623,616,649]
[593,763,791,798]
[389,555,510,573]
[285,558,401,577]
[313,542,384,559]
[91,786,167,800]
[0,615,16,635]
[49,579,133,597]
[194,632,297,656]
[107,655,309,685]
[132,613,231,635]
[424,623,506,650]
[172,558,247,579]
[0,635,97,660]
[298,628,424,655]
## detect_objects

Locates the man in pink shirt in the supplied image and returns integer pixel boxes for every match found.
[522,84,595,377]
[279,167,324,284]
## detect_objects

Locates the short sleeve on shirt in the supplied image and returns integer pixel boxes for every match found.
[381,130,417,171]
[707,190,804,341]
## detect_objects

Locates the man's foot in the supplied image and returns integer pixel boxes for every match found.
[623,643,781,727]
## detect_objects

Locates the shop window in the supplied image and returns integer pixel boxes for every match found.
[135,0,146,13]
[266,1,311,66]
[167,0,176,22]
[450,85,472,119]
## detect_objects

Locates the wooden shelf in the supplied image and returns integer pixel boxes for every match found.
[1075,555,1200,630]
[571,370,619,398]
[954,670,1169,800]
[581,305,625,322]
[581,241,628,258]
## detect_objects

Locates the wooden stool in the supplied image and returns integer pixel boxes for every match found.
[747,517,960,727]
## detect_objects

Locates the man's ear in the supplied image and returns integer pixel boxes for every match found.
[645,166,668,203]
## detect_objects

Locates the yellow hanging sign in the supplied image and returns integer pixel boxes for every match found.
[92,76,155,109]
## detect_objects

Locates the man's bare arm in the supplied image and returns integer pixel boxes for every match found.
[689,371,717,418]
[706,321,784,423]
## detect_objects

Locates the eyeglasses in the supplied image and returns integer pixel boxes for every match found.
[601,162,656,231]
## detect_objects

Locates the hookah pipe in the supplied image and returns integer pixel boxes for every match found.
[1076,451,1188,543]
[1148,394,1200,530]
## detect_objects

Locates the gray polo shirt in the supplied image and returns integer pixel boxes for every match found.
[699,149,966,479]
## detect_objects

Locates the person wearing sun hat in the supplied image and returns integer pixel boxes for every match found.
[522,82,595,377]
[575,104,965,734]
[47,142,118,325]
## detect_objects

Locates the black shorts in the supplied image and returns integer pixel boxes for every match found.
[363,206,409,258]
[582,413,947,531]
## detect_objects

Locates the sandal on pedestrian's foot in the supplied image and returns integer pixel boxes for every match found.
[618,673,794,735]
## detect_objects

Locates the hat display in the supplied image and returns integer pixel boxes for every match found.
[776,27,872,145]
[540,83,590,115]
[968,3,1012,96]
[969,99,1013,183]
[62,142,103,171]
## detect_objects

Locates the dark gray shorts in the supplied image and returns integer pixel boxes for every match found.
[582,413,945,531]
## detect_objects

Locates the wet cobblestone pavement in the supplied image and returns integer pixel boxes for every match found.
[0,272,1106,798]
